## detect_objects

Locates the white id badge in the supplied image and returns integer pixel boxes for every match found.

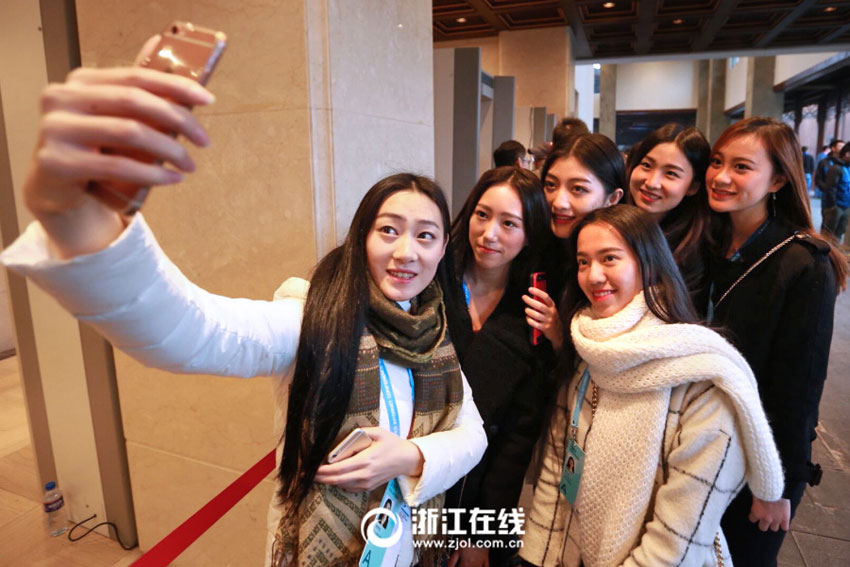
[359,479,411,567]
[559,438,586,506]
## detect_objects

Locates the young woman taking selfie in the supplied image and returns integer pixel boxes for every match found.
[0,66,486,567]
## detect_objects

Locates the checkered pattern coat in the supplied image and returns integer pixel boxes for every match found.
[520,365,743,567]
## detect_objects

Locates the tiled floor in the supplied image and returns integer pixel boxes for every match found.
[777,291,850,566]
[0,196,847,566]
[0,356,142,567]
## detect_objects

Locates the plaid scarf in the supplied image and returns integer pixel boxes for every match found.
[273,281,464,567]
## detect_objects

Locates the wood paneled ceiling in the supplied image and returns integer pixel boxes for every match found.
[433,0,850,60]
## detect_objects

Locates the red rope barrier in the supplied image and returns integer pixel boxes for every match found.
[131,449,276,566]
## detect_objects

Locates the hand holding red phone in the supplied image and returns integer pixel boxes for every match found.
[523,274,564,351]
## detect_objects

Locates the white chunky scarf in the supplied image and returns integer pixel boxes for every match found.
[570,292,784,567]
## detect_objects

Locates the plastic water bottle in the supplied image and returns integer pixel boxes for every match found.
[44,481,68,536]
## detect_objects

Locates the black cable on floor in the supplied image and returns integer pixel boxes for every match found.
[67,513,137,551]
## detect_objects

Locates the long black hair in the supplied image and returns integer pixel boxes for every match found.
[450,166,550,293]
[625,124,713,304]
[278,173,460,510]
[557,205,699,378]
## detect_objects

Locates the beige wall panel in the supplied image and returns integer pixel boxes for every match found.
[329,0,433,125]
[434,37,500,75]
[327,0,435,235]
[126,442,276,565]
[499,27,568,119]
[74,0,316,556]
[332,111,436,233]
[142,109,316,296]
[725,58,748,112]
[116,356,278,470]
[75,0,308,113]
[774,51,839,86]
[615,60,698,111]
[574,64,595,128]
[433,48,455,200]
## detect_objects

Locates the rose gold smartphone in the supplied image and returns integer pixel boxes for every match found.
[87,22,227,214]
[327,428,372,464]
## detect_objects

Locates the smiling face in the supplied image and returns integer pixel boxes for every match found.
[468,183,526,273]
[629,142,696,220]
[365,190,447,302]
[576,222,642,318]
[544,156,622,239]
[706,134,786,225]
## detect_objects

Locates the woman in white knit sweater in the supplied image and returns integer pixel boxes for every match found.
[519,205,786,567]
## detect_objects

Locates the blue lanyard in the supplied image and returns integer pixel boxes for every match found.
[378,359,415,437]
[570,368,591,441]
[462,280,471,307]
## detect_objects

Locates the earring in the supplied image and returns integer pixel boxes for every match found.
[770,192,777,217]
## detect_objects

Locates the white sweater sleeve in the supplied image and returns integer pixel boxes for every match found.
[397,371,487,507]
[0,215,303,377]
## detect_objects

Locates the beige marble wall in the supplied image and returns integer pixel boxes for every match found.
[435,27,573,120]
[435,36,500,75]
[499,27,570,120]
[75,1,314,564]
[72,0,436,564]
[326,0,435,242]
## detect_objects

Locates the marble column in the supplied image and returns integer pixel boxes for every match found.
[599,64,617,141]
[696,60,710,134]
[707,59,730,144]
[745,56,784,119]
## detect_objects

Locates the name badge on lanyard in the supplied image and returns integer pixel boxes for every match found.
[559,368,590,506]
[359,359,415,567]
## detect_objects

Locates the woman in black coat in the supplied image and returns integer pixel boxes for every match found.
[706,117,848,567]
[445,166,552,567]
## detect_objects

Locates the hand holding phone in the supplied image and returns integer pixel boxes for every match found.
[87,22,227,214]
[529,272,547,345]
[327,428,373,464]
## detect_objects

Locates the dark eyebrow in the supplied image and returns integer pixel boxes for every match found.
[665,163,686,173]
[417,220,442,230]
[733,157,756,165]
[376,212,442,230]
[577,247,626,256]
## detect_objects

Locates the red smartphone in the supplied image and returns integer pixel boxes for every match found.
[530,271,547,345]
[87,22,227,214]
